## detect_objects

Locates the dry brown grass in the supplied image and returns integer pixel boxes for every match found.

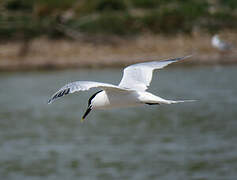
[0,31,237,70]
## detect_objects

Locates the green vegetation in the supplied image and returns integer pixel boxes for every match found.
[1,0,237,40]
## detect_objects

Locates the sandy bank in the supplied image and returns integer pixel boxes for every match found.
[0,33,237,71]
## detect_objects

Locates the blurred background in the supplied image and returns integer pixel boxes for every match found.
[0,0,237,180]
[0,0,237,69]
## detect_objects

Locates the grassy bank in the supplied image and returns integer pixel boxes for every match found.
[1,0,237,40]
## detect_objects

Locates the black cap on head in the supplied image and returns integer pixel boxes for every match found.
[87,90,103,107]
[82,105,92,120]
[81,90,103,121]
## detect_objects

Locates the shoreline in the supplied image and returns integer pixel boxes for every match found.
[0,33,237,71]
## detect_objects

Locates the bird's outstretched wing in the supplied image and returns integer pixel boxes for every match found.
[119,55,192,91]
[48,81,130,104]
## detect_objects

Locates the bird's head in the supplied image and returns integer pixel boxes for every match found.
[81,104,93,122]
[81,90,102,122]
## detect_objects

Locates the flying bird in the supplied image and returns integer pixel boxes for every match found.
[211,35,234,51]
[48,55,195,121]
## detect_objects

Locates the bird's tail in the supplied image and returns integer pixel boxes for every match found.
[167,100,197,104]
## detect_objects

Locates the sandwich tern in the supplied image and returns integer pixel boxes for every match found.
[48,55,195,121]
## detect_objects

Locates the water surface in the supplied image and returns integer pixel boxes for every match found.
[0,66,237,180]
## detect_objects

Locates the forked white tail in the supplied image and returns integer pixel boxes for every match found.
[168,100,197,104]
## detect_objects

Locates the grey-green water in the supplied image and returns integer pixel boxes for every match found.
[0,66,237,180]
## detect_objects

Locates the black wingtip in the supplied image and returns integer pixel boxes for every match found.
[48,99,52,104]
[162,54,193,63]
[47,88,70,105]
[183,54,193,59]
[176,55,193,61]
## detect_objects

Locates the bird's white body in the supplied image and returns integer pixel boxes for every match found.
[92,90,139,109]
[92,90,169,109]
[48,55,195,120]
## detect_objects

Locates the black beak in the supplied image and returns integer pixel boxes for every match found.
[81,105,92,122]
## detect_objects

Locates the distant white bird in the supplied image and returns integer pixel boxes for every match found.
[212,35,233,51]
[48,55,195,121]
